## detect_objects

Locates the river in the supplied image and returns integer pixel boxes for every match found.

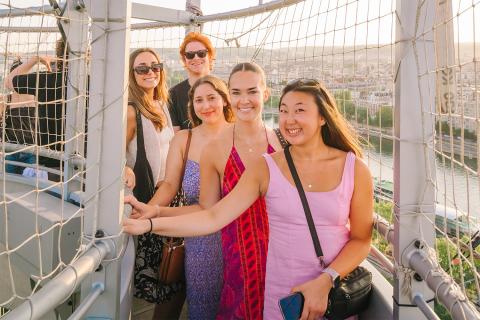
[263,115,479,216]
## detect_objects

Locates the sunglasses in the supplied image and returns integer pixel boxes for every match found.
[134,63,163,75]
[184,49,208,60]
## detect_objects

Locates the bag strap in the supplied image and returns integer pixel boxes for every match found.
[284,145,324,264]
[274,128,289,149]
[130,102,155,202]
[178,129,192,186]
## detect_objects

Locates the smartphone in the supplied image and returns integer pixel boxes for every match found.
[279,292,304,320]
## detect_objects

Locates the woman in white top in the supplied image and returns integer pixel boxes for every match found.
[125,48,182,320]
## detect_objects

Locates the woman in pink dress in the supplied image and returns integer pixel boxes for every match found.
[124,79,373,319]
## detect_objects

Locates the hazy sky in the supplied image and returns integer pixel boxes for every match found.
[0,0,478,50]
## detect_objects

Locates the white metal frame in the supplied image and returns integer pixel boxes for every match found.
[394,0,437,318]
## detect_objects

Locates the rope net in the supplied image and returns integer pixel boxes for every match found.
[0,1,90,314]
[0,0,478,318]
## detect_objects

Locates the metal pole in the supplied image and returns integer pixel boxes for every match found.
[62,1,89,198]
[82,0,131,318]
[185,0,202,34]
[67,282,105,320]
[412,293,441,320]
[2,240,114,320]
[408,248,480,320]
[394,0,437,318]
[435,0,457,114]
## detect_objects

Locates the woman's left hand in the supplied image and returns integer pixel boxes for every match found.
[291,273,332,320]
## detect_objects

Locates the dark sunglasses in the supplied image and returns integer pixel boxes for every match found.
[184,49,208,60]
[134,63,163,75]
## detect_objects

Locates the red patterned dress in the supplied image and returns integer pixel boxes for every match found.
[216,135,275,320]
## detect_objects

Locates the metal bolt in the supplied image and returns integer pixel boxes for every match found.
[414,273,423,281]
[95,229,104,238]
[414,240,423,249]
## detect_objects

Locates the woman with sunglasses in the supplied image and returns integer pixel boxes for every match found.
[124,79,373,319]
[169,32,215,131]
[125,48,183,319]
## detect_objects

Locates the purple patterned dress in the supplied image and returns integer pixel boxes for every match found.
[182,159,223,320]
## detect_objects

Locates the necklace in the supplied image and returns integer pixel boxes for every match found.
[234,123,266,153]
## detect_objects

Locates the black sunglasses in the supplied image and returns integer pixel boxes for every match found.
[134,63,163,75]
[184,49,208,60]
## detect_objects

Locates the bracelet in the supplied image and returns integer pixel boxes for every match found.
[147,218,153,233]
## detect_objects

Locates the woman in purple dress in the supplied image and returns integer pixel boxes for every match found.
[145,75,234,319]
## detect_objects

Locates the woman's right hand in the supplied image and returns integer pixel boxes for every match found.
[123,166,136,189]
[125,194,159,219]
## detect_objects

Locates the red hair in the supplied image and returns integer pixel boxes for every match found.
[179,32,215,70]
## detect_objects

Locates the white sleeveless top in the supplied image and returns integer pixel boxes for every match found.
[126,101,174,185]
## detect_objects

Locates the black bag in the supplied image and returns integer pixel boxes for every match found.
[284,145,372,319]
[131,105,184,303]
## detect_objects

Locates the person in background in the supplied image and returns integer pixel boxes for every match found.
[125,48,181,320]
[169,32,215,131]
[5,39,69,173]
[144,75,234,319]
[1,59,37,174]
[124,78,374,319]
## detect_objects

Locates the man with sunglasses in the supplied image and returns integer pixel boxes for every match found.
[169,32,216,131]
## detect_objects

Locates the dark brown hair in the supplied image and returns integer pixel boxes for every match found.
[280,79,363,157]
[227,62,266,88]
[188,75,234,127]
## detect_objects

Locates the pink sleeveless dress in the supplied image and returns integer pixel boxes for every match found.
[217,129,275,320]
[262,152,356,319]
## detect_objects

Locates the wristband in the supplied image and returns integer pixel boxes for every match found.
[147,218,153,233]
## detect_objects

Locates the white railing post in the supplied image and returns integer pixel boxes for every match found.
[394,0,437,319]
[81,0,131,319]
[62,1,89,198]
[186,0,202,33]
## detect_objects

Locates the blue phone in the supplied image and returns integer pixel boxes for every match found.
[278,292,304,320]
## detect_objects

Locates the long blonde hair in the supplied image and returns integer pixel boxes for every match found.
[128,48,169,130]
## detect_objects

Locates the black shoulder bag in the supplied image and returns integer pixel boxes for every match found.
[131,104,184,303]
[284,145,372,320]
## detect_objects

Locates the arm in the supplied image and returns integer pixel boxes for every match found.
[293,158,374,320]
[123,156,270,237]
[124,105,137,189]
[5,56,52,91]
[128,138,221,218]
[148,130,189,207]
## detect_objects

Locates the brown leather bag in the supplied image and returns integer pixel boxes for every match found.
[157,129,192,284]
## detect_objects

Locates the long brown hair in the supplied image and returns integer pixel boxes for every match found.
[280,79,363,157]
[188,75,234,127]
[128,48,169,130]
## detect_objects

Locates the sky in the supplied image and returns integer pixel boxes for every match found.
[0,0,478,51]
